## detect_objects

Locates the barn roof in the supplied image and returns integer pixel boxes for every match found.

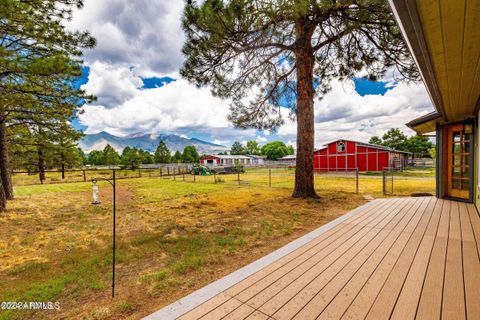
[315,139,411,154]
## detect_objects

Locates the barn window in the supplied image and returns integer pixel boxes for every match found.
[337,142,346,152]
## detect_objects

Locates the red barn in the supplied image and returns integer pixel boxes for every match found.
[314,139,410,172]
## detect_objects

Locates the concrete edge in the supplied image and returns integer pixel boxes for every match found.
[142,199,378,320]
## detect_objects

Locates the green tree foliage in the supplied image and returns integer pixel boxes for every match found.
[139,149,153,164]
[244,140,261,155]
[76,148,87,166]
[154,141,171,163]
[369,128,435,157]
[120,147,142,170]
[230,141,245,155]
[287,145,295,155]
[172,151,183,163]
[181,0,417,198]
[368,136,383,145]
[9,122,84,181]
[381,128,408,151]
[261,141,291,160]
[87,151,104,166]
[429,146,436,159]
[405,135,435,157]
[102,145,120,166]
[182,146,200,163]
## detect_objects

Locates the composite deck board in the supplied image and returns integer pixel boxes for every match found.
[290,198,433,320]
[169,198,480,320]
[389,198,443,320]
[364,197,437,320]
[462,204,480,319]
[441,201,466,320]
[178,200,391,320]
[255,198,417,316]
[415,200,451,320]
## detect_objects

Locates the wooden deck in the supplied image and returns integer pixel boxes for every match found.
[150,197,480,320]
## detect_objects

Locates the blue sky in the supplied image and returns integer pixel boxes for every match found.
[68,1,433,147]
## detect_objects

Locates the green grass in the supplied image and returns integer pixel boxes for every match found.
[361,167,436,177]
[14,181,90,196]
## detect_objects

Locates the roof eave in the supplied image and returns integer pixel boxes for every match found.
[388,0,446,119]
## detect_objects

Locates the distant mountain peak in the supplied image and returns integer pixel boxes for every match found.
[79,132,228,154]
[126,132,149,139]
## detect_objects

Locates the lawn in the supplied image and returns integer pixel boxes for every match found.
[1,171,435,319]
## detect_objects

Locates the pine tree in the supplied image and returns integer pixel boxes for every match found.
[102,144,120,166]
[0,0,95,210]
[154,141,171,163]
[230,141,245,155]
[182,146,200,163]
[172,151,183,163]
[245,141,261,155]
[181,0,417,198]
[87,151,104,166]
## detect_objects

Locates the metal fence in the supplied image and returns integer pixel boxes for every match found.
[12,165,435,197]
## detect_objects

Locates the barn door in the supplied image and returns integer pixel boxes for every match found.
[446,123,471,200]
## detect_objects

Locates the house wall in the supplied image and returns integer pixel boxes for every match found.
[476,112,480,209]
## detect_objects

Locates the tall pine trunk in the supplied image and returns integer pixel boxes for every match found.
[292,20,318,198]
[38,149,46,184]
[0,121,13,200]
[0,177,6,211]
[61,153,65,180]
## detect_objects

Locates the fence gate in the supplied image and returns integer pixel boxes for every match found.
[382,167,394,195]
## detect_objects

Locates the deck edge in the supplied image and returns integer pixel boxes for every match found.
[142,199,378,320]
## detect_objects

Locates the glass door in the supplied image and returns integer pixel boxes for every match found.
[446,124,471,199]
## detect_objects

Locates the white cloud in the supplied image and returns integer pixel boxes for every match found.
[212,139,230,145]
[68,0,184,77]
[277,79,434,146]
[79,76,232,136]
[256,136,268,143]
[82,62,143,107]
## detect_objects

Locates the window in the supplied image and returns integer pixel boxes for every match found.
[337,142,346,153]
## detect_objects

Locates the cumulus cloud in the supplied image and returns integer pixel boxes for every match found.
[277,79,434,146]
[79,76,233,136]
[256,136,268,143]
[68,0,184,76]
[82,62,143,107]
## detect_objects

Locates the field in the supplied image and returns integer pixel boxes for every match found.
[1,169,435,319]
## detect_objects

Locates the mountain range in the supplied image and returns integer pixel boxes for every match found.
[79,131,229,154]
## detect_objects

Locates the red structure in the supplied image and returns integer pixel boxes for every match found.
[314,139,409,172]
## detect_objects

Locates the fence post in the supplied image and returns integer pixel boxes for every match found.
[391,170,394,194]
[173,168,176,181]
[83,170,86,182]
[269,168,272,188]
[193,171,196,182]
[183,172,185,181]
[237,171,240,185]
[382,169,386,195]
[214,172,216,184]
[160,166,162,177]
[356,167,359,194]
[138,169,141,177]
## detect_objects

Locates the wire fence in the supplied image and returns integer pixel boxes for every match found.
[12,166,435,197]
